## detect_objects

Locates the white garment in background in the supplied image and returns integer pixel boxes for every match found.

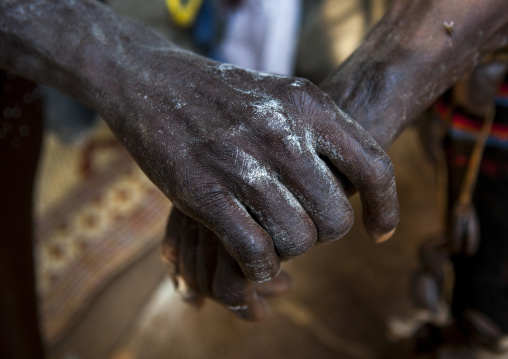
[217,0,302,76]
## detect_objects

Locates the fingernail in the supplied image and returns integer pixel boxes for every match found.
[228,295,269,321]
[175,275,202,307]
[374,228,396,243]
[227,304,252,320]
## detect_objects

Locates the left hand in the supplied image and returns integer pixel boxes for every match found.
[161,207,293,321]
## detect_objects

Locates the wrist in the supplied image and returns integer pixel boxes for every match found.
[321,0,508,149]
[1,0,184,126]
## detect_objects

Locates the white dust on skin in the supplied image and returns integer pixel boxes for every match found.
[235,150,272,187]
[232,150,308,243]
[217,63,286,81]
[215,61,356,221]
[251,98,304,153]
[141,46,353,246]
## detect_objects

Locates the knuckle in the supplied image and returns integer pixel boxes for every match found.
[260,125,291,147]
[274,218,317,258]
[226,233,277,281]
[368,154,395,186]
[213,284,248,308]
[277,232,316,258]
[316,204,354,241]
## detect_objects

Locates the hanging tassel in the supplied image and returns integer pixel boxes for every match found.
[450,104,495,256]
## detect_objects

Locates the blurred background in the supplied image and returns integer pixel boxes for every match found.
[33,1,450,358]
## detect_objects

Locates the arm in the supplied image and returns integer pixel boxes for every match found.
[0,0,399,281]
[321,0,508,149]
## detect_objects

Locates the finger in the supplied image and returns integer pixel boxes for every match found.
[274,149,354,242]
[240,96,354,242]
[195,222,292,303]
[201,146,317,259]
[190,190,280,283]
[253,270,293,297]
[232,177,317,260]
[316,110,399,242]
[195,223,218,296]
[212,244,270,321]
[161,208,184,283]
[177,214,205,307]
[178,214,200,290]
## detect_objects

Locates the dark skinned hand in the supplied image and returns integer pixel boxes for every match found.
[126,61,399,283]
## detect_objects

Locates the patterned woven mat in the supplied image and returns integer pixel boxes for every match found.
[34,121,171,345]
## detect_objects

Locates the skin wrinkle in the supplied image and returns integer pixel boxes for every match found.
[283,166,346,219]
[271,127,356,241]
[217,77,349,231]
[236,150,272,186]
[252,98,306,154]
[217,208,277,283]
[247,198,307,250]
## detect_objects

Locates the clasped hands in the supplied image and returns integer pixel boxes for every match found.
[154,59,400,320]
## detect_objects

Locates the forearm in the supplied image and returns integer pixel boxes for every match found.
[321,0,508,149]
[0,0,183,126]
